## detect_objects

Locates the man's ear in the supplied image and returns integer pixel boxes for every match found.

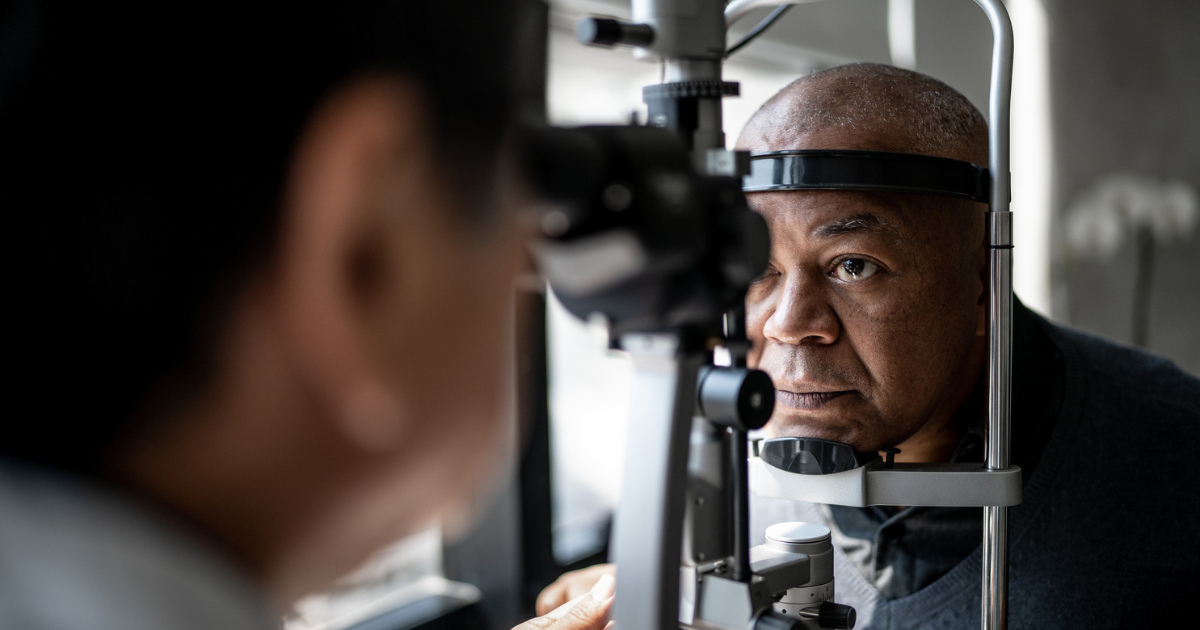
[270,77,429,453]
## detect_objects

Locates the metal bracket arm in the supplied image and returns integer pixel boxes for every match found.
[749,457,1023,508]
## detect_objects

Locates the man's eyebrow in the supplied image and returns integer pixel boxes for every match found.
[813,213,903,240]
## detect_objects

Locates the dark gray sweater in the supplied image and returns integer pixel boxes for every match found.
[752,307,1200,628]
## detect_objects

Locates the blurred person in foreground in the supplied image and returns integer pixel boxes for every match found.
[539,64,1200,627]
[0,2,615,629]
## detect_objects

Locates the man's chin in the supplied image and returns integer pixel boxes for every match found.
[764,413,873,451]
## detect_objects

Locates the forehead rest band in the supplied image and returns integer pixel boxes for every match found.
[742,150,990,204]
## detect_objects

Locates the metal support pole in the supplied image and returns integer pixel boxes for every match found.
[973,1,1014,629]
[983,239,1012,630]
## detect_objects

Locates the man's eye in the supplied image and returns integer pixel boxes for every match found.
[833,258,879,282]
[752,267,779,284]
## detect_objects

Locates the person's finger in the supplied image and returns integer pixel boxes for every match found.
[536,581,569,616]
[547,575,615,630]
[563,577,596,601]
[545,592,589,620]
[516,575,616,630]
[546,575,614,621]
[536,564,616,616]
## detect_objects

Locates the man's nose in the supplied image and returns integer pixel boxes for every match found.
[762,271,840,346]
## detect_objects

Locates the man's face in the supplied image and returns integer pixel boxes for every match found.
[745,188,985,452]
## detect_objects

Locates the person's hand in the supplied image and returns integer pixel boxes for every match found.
[516,574,615,630]
[535,564,617,616]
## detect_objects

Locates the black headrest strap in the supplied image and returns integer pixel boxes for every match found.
[742,150,990,204]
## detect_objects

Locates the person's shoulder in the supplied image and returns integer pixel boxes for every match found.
[0,460,275,630]
[1037,316,1200,419]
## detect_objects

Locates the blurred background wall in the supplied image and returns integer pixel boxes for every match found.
[1047,0,1200,375]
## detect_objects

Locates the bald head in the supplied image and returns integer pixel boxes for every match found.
[737,63,988,166]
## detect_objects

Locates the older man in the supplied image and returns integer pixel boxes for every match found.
[541,64,1199,628]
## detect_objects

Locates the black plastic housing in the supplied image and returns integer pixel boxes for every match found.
[522,125,769,336]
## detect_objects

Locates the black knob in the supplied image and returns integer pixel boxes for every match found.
[697,367,775,431]
[881,447,900,470]
[818,601,857,629]
[576,17,655,48]
[753,610,800,630]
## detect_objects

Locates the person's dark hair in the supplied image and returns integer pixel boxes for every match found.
[1,1,529,469]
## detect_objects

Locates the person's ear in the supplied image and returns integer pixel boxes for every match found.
[270,76,430,453]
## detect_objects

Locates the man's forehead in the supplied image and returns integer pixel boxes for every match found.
[748,189,910,241]
[736,125,908,156]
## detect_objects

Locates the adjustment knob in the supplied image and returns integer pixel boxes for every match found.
[576,17,655,48]
[881,447,900,469]
[817,601,856,629]
[697,367,775,431]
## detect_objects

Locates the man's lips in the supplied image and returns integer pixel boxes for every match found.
[775,389,854,410]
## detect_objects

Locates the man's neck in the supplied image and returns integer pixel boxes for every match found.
[889,414,963,463]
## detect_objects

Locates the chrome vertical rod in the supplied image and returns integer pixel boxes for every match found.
[982,242,1012,630]
[973,1,1014,630]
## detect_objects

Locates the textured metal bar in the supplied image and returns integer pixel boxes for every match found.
[662,59,726,152]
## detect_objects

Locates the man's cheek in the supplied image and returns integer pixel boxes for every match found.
[744,296,772,369]
[834,285,915,327]
[746,337,764,369]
